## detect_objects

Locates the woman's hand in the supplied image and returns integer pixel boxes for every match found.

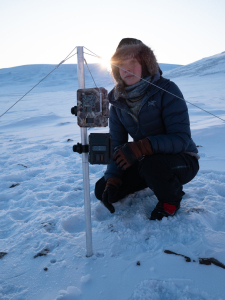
[102,178,122,213]
[113,138,153,170]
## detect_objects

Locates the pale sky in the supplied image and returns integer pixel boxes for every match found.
[1,0,225,69]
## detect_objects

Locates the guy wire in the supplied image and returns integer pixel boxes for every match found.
[84,52,100,58]
[84,47,101,58]
[84,58,99,89]
[64,46,77,61]
[112,64,225,122]
[0,48,77,118]
[0,66,61,118]
[83,47,225,122]
[64,53,77,62]
[1,45,224,123]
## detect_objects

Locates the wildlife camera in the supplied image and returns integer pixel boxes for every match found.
[71,87,109,127]
[72,133,113,165]
[71,87,113,164]
[88,133,113,165]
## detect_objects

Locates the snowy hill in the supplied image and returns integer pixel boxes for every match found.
[0,53,225,300]
[164,51,225,78]
[0,63,181,92]
[0,64,113,93]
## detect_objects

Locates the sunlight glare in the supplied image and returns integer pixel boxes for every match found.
[100,56,112,71]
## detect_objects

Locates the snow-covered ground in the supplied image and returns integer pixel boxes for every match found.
[0,54,225,300]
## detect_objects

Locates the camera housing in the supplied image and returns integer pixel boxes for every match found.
[89,133,113,165]
[71,87,112,165]
[77,87,109,127]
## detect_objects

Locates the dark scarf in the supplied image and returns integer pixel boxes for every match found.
[124,72,160,117]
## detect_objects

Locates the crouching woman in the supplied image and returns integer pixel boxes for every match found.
[95,38,199,220]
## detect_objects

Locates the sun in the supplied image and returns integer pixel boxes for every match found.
[100,56,112,71]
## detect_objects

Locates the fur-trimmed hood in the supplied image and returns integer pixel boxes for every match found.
[110,40,159,100]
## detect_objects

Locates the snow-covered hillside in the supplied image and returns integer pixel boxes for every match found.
[0,63,181,92]
[0,53,225,300]
[164,51,225,78]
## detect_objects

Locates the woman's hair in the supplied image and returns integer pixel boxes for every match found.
[110,38,159,99]
[135,54,150,79]
[110,39,158,83]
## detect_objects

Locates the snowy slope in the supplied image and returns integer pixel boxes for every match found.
[0,53,225,300]
[164,51,225,78]
[0,63,181,91]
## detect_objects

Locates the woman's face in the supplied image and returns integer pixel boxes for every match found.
[118,58,142,86]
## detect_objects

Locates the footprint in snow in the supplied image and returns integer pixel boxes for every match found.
[61,214,85,233]
[41,221,57,233]
[57,184,72,192]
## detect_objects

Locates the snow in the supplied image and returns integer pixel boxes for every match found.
[0,53,225,300]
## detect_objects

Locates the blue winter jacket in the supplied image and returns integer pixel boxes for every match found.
[104,76,198,180]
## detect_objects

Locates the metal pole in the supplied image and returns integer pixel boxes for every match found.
[77,46,93,257]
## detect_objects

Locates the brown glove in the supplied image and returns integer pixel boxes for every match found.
[113,138,153,170]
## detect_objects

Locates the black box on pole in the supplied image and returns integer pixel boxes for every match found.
[88,133,113,165]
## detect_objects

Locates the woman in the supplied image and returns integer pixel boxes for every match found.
[95,38,199,220]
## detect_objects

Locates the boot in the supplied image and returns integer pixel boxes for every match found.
[150,202,180,221]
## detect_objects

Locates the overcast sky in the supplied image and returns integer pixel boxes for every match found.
[1,0,225,69]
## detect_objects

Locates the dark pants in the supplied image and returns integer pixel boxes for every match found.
[95,153,199,206]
